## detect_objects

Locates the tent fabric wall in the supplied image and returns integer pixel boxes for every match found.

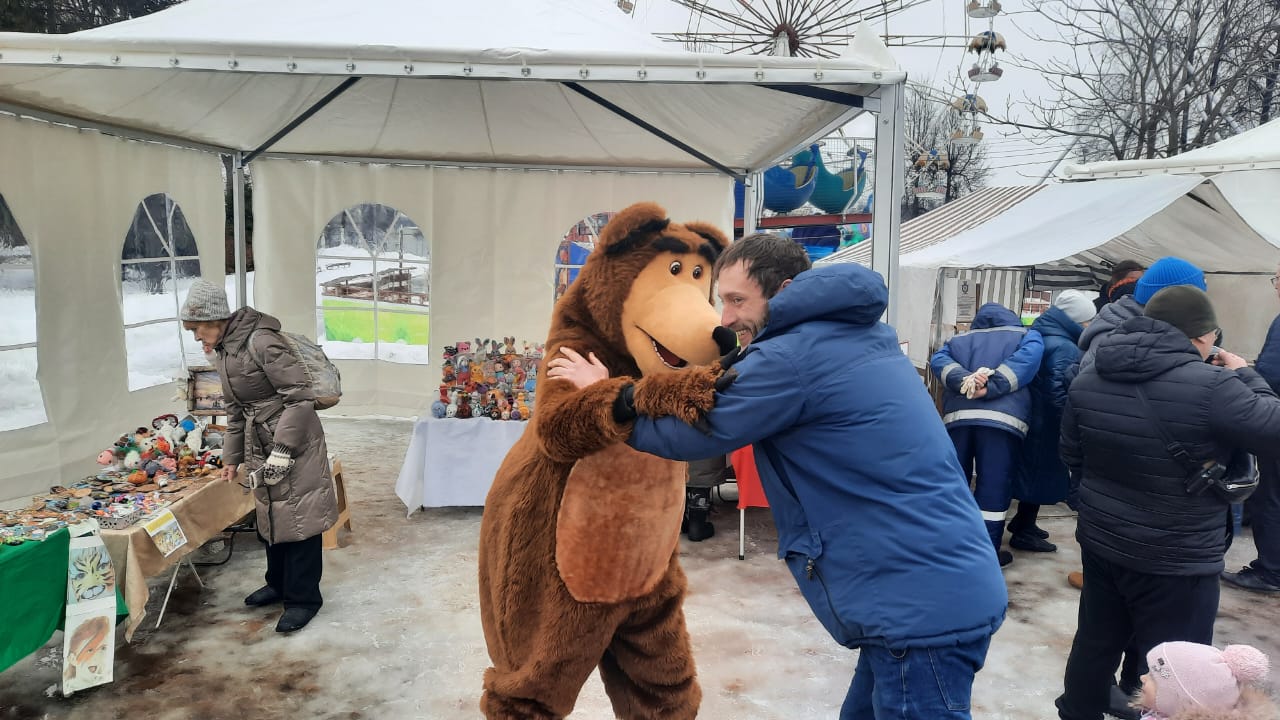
[0,113,224,501]
[252,158,732,417]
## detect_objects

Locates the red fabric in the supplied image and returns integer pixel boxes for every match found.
[730,446,769,509]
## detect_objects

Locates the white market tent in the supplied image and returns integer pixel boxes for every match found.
[0,0,908,498]
[822,118,1280,370]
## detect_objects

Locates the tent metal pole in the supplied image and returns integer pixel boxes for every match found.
[242,77,361,164]
[742,173,759,236]
[232,151,248,309]
[562,82,746,183]
[871,82,905,327]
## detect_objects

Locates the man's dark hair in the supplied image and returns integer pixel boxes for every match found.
[1108,260,1144,284]
[714,232,812,298]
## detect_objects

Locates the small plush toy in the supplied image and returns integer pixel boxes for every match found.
[431,385,449,419]
[123,450,142,470]
[457,394,473,419]
[446,391,459,418]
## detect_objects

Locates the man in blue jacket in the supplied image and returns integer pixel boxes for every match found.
[547,233,1007,720]
[930,303,1044,566]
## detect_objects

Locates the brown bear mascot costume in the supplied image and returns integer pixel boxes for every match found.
[478,201,738,719]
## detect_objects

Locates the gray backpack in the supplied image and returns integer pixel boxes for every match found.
[249,329,343,410]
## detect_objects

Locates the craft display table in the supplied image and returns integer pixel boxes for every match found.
[395,417,528,513]
[100,477,253,641]
[0,528,129,675]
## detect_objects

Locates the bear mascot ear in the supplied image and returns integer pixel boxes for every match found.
[680,221,730,255]
[600,202,671,257]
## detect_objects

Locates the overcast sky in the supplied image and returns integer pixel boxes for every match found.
[630,0,1071,186]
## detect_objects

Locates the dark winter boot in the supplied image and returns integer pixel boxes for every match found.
[684,487,715,542]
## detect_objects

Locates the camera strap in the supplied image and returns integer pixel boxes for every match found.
[1132,385,1206,475]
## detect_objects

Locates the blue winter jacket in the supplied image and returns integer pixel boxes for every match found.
[626,264,1007,650]
[930,303,1043,437]
[1013,306,1082,505]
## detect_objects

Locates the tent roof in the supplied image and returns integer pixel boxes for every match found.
[1060,118,1280,179]
[822,185,1044,266]
[872,174,1278,275]
[0,0,904,172]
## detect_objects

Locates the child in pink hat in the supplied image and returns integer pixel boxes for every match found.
[1136,641,1275,719]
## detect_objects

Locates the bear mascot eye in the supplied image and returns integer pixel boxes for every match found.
[692,266,703,279]
[669,261,682,275]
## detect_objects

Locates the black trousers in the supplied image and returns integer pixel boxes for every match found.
[259,533,324,611]
[1055,549,1218,720]
[1248,455,1280,583]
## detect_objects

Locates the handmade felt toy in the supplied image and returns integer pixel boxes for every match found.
[477,201,736,719]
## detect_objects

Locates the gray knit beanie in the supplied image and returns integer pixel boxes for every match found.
[1144,285,1218,340]
[180,279,232,322]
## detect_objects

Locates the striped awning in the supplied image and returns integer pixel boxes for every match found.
[820,185,1045,266]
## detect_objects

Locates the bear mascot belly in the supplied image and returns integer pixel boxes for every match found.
[477,202,736,720]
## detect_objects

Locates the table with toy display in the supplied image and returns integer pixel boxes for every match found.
[100,477,254,641]
[394,417,529,514]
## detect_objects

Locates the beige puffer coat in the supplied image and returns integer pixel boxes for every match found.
[215,307,338,544]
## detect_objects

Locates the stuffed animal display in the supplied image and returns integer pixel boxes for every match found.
[477,202,737,719]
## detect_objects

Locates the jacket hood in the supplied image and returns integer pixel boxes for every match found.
[218,306,280,352]
[757,264,887,340]
[1094,315,1203,382]
[1032,305,1083,344]
[971,302,1022,329]
[1079,294,1142,350]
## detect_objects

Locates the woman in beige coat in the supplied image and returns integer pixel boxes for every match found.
[180,279,338,633]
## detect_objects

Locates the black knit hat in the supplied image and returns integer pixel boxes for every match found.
[1143,285,1218,339]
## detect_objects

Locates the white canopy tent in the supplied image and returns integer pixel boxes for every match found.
[0,0,908,498]
[822,119,1280,369]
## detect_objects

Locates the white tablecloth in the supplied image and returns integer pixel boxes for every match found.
[395,416,529,514]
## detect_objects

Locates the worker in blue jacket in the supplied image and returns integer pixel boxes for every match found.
[930,303,1044,566]
[548,233,1007,720]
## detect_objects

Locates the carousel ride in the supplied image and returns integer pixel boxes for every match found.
[643,0,1009,250]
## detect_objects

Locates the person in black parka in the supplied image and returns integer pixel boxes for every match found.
[1055,286,1280,720]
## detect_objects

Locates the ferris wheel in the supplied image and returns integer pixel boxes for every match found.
[658,0,936,58]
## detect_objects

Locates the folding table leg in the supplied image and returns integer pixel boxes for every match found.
[154,558,203,629]
[739,508,746,561]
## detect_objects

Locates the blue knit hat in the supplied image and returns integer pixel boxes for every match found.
[1134,257,1207,305]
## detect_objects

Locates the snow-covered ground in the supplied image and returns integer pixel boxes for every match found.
[0,246,433,431]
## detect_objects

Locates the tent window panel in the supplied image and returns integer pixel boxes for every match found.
[120,194,203,391]
[0,347,45,432]
[122,259,201,325]
[316,204,429,365]
[124,322,185,392]
[0,193,47,430]
[555,211,614,301]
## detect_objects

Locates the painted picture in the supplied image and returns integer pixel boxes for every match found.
[62,611,114,694]
[67,539,116,604]
[188,366,225,414]
[143,510,188,557]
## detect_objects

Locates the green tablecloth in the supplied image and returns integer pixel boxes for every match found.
[0,528,128,674]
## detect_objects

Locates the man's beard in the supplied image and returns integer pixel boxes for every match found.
[732,307,768,346]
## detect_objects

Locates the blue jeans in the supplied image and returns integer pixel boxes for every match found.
[840,635,992,720]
